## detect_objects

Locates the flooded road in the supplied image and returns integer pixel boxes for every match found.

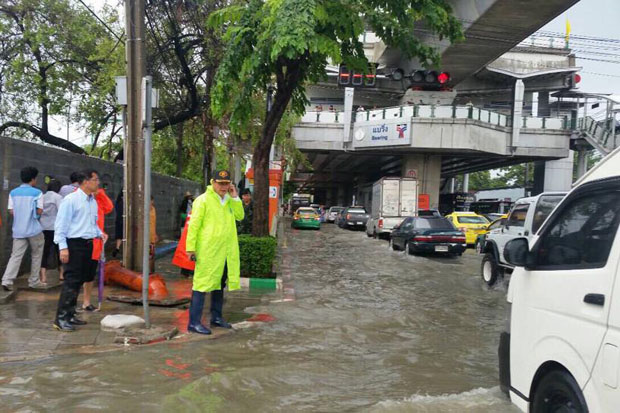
[1,222,517,412]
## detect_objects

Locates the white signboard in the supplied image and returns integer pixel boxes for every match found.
[269,186,278,198]
[353,119,411,148]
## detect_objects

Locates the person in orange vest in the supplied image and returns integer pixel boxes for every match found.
[80,185,113,312]
[172,213,195,277]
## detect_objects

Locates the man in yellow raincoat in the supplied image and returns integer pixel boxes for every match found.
[185,170,244,334]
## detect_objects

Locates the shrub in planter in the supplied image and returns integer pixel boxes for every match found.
[238,235,277,278]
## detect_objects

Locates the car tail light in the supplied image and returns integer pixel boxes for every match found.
[346,214,351,220]
[315,215,320,221]
[451,235,466,243]
[412,235,432,242]
[294,215,299,220]
[378,218,383,228]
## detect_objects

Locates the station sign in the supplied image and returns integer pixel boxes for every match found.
[352,119,411,148]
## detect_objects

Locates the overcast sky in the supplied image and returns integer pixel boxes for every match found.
[540,0,620,95]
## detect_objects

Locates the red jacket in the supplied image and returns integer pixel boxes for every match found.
[92,188,114,260]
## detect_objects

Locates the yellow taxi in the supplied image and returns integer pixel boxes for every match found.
[444,211,490,246]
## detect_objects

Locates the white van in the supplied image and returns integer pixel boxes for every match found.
[499,146,620,412]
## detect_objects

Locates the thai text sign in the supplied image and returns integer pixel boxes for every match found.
[352,119,411,148]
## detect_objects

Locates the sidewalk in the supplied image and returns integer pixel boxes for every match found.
[0,257,279,363]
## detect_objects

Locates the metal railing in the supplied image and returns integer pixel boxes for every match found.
[577,116,619,155]
[301,104,569,130]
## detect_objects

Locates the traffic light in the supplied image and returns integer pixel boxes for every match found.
[338,64,377,87]
[408,70,450,90]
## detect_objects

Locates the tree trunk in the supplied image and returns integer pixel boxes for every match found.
[175,121,184,177]
[251,69,301,236]
[201,113,215,187]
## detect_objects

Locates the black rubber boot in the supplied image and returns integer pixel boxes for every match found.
[187,290,211,335]
[210,289,232,328]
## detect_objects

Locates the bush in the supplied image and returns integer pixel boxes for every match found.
[238,235,277,278]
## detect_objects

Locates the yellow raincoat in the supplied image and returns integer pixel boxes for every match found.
[185,185,244,292]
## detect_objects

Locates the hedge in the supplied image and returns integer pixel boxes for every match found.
[238,235,277,278]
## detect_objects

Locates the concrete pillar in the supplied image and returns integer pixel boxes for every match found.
[538,91,551,117]
[532,92,539,117]
[542,151,575,193]
[511,80,525,148]
[449,177,456,193]
[401,154,442,209]
[337,185,346,206]
[462,174,470,193]
[576,150,588,179]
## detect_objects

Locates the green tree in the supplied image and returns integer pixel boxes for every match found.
[0,0,122,153]
[211,0,462,236]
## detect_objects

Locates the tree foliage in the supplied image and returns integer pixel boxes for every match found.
[211,0,463,236]
[0,0,123,153]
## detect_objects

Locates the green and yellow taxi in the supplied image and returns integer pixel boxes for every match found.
[444,211,490,245]
[292,207,321,230]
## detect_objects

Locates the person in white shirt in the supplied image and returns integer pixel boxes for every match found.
[40,179,63,284]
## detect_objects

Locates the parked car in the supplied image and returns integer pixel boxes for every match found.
[389,216,466,256]
[474,214,508,253]
[444,211,490,246]
[480,192,566,286]
[336,206,369,229]
[291,207,321,230]
[499,147,620,412]
[327,206,344,223]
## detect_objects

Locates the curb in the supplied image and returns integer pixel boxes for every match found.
[239,277,282,291]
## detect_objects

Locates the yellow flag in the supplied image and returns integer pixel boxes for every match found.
[565,18,571,43]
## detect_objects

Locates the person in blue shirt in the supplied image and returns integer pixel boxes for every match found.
[1,166,45,291]
[53,169,108,331]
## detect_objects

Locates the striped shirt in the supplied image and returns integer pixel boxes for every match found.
[7,184,43,238]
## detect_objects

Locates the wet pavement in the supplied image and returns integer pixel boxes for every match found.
[1,221,518,412]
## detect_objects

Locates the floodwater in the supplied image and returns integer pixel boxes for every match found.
[0,222,518,412]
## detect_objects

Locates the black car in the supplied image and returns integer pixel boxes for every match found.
[336,206,369,229]
[418,209,442,217]
[389,216,466,256]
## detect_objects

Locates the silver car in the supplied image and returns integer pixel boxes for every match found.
[327,206,344,223]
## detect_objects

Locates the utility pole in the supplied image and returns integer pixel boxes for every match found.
[124,0,146,271]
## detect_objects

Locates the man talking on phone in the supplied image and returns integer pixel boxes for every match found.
[185,170,244,334]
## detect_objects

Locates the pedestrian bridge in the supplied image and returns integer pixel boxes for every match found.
[293,105,572,162]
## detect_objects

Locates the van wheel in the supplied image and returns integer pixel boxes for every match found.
[531,370,588,413]
[373,230,377,239]
[481,252,501,286]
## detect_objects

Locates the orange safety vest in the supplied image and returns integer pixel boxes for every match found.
[172,214,195,271]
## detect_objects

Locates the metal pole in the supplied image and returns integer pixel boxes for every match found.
[141,76,152,328]
[124,0,146,271]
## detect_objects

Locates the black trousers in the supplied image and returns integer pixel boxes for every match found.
[55,238,98,322]
[41,230,59,269]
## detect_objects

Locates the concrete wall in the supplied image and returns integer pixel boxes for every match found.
[0,136,201,273]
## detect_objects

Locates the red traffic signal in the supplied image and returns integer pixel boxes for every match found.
[409,70,450,90]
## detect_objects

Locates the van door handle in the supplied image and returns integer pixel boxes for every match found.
[584,294,605,306]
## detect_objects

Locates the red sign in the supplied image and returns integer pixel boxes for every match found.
[418,194,430,210]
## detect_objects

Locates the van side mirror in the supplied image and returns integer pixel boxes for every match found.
[503,238,531,267]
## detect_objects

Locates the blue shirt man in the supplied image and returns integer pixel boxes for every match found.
[2,166,46,290]
[53,169,107,332]
[54,188,102,250]
[8,184,43,238]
